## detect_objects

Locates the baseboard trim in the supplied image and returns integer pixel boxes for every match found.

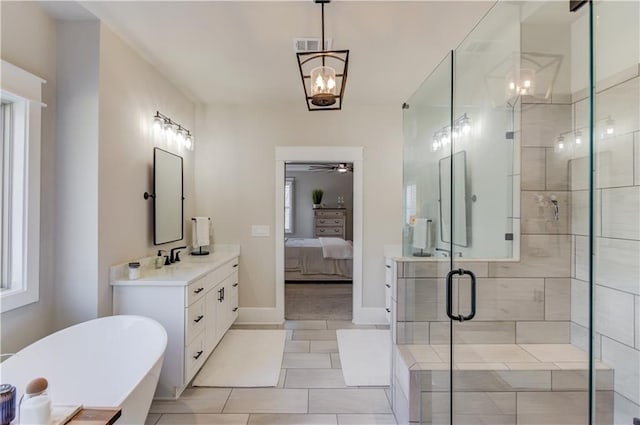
[237,307,283,325]
[353,307,387,325]
[237,306,387,326]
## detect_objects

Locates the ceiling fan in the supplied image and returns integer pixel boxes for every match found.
[308,163,353,173]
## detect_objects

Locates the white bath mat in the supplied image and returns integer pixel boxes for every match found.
[193,330,286,387]
[337,329,391,386]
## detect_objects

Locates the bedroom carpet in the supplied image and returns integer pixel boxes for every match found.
[337,329,391,386]
[192,330,286,387]
[285,283,352,320]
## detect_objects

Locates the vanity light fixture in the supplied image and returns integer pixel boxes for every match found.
[296,0,349,111]
[430,114,472,153]
[152,111,194,151]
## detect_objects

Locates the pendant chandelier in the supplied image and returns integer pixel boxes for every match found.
[296,0,349,111]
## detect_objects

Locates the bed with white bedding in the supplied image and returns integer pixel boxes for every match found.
[285,237,353,281]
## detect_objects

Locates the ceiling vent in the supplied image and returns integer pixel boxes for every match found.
[293,38,332,52]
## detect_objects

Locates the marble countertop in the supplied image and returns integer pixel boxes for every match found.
[110,245,240,287]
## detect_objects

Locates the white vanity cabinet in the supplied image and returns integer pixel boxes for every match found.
[111,250,240,399]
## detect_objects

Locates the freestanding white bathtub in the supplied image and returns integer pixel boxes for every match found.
[0,315,167,424]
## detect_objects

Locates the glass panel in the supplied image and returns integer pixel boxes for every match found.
[593,1,640,423]
[450,2,592,424]
[450,2,521,424]
[401,52,452,425]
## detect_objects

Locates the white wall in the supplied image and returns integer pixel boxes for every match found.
[0,2,57,354]
[195,104,402,310]
[285,169,353,240]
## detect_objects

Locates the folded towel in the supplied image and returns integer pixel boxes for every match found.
[192,217,210,248]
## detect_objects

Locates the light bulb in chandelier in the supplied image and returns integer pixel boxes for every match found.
[310,66,337,107]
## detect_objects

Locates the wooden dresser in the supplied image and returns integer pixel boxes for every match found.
[314,208,346,239]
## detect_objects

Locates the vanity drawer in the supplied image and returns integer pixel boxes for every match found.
[315,210,344,218]
[315,226,343,236]
[185,297,206,346]
[185,332,206,382]
[207,259,239,287]
[316,218,344,227]
[187,276,210,306]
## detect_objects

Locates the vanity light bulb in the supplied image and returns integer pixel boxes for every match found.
[176,127,185,145]
[606,124,614,135]
[185,133,194,151]
[509,81,516,91]
[574,131,582,145]
[153,116,163,132]
[556,135,565,151]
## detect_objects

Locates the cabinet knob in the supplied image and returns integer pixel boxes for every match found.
[194,315,204,323]
[319,229,325,233]
[233,264,239,268]
[194,287,204,294]
[334,220,340,223]
[385,284,391,288]
[232,283,238,287]
[193,350,204,360]
[385,308,391,313]
[232,307,238,312]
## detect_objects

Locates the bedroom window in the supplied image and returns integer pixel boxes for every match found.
[284,177,295,234]
[1,60,44,313]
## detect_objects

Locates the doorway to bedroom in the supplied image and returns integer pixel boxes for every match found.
[283,162,354,320]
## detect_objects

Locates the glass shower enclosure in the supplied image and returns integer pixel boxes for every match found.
[400,1,639,424]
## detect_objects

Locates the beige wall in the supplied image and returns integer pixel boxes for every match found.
[0,1,57,354]
[195,104,403,310]
[1,2,197,347]
[97,24,196,317]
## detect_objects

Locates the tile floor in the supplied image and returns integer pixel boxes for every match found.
[146,320,396,425]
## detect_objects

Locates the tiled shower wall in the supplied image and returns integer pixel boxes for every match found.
[570,73,640,420]
[395,97,574,346]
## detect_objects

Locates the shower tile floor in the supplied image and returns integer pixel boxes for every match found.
[145,320,396,425]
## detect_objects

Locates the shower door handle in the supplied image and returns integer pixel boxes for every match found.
[446,268,477,322]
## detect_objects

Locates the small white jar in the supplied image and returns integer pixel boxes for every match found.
[128,262,141,280]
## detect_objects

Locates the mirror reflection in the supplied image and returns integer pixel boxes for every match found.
[154,148,184,245]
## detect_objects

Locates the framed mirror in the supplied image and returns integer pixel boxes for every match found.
[153,147,184,245]
[439,150,469,247]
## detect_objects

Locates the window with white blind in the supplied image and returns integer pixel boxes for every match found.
[284,178,295,234]
[1,60,44,313]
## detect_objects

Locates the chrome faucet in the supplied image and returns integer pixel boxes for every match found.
[170,246,186,263]
[435,247,450,258]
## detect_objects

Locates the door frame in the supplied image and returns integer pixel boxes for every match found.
[275,146,363,323]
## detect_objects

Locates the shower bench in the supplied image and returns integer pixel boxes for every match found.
[391,343,614,424]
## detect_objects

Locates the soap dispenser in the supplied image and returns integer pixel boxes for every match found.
[155,250,165,269]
